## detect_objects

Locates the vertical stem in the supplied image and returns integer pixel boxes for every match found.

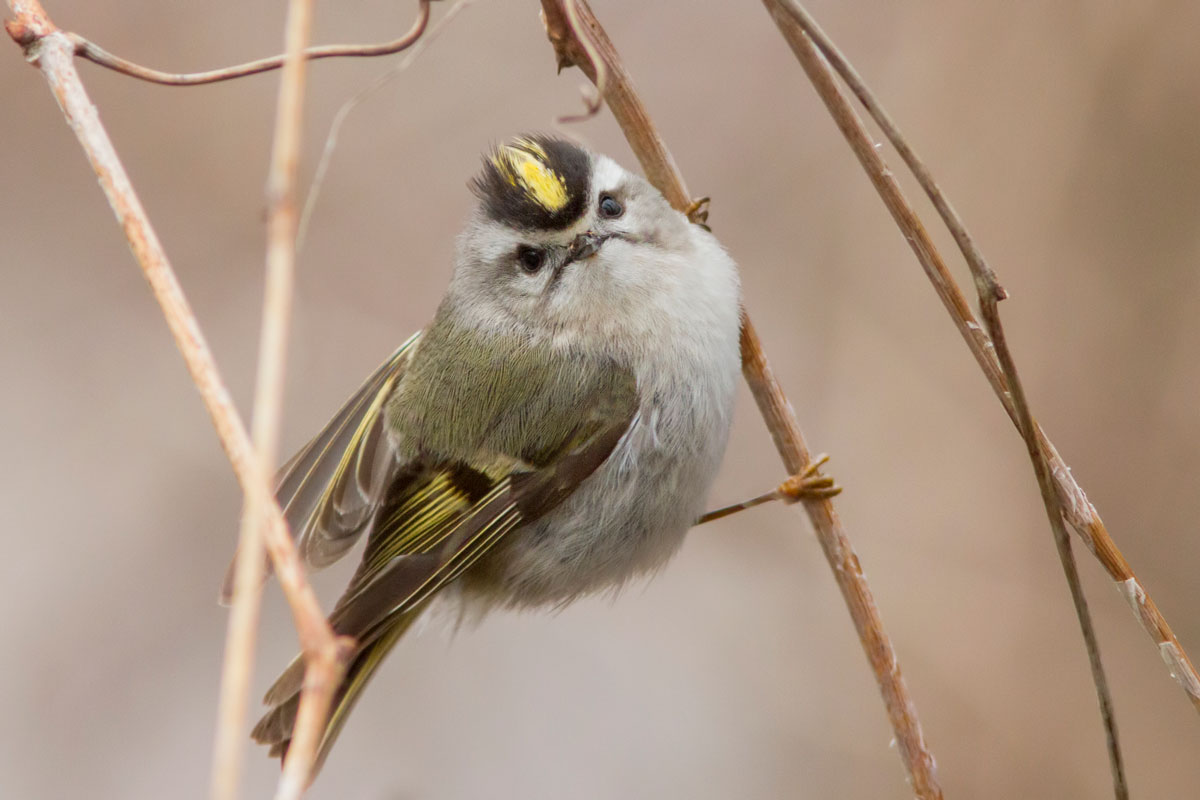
[210,0,317,792]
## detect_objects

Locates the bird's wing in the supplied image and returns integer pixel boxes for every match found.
[258,383,637,708]
[252,382,637,767]
[220,332,421,604]
[334,400,637,639]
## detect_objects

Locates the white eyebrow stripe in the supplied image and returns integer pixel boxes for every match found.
[590,157,627,199]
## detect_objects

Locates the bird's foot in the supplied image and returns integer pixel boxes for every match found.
[776,453,842,502]
[685,196,711,228]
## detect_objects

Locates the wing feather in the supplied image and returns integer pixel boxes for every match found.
[252,397,636,768]
[219,333,420,604]
[248,340,638,776]
[293,333,421,568]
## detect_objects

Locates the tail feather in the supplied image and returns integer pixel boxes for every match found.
[252,611,421,775]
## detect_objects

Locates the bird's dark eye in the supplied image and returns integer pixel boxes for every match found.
[516,245,545,273]
[598,193,623,218]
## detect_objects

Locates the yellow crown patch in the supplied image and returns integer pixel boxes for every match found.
[492,140,569,213]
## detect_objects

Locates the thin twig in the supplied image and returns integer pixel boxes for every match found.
[298,0,474,253]
[540,1,691,211]
[538,2,944,797]
[769,0,1195,768]
[3,4,347,800]
[62,0,432,86]
[2,3,328,633]
[697,454,839,525]
[553,0,606,124]
[764,0,1200,719]
[984,301,1129,798]
[213,0,324,795]
[758,5,1135,793]
[255,2,352,799]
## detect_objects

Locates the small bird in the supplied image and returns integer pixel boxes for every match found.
[231,135,743,774]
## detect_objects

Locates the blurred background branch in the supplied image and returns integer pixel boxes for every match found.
[215,0,350,797]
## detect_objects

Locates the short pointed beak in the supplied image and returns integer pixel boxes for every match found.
[568,231,605,262]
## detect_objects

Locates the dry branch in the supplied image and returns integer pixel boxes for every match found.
[297,0,474,252]
[64,0,432,86]
[256,3,351,799]
[763,0,1199,727]
[760,5,1129,796]
[13,0,1188,795]
[1,2,329,646]
[3,3,347,799]
[540,2,944,797]
[214,0,347,797]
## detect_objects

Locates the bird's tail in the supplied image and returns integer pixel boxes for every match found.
[251,610,421,777]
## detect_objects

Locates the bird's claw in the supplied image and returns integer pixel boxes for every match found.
[685,196,711,228]
[777,453,842,502]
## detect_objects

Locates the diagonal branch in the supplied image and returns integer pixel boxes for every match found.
[764,0,1198,728]
[2,0,330,655]
[4,3,349,799]
[539,2,944,797]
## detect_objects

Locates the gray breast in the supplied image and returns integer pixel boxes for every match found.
[465,351,735,609]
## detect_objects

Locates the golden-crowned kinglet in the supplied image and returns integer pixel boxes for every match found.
[234,135,742,772]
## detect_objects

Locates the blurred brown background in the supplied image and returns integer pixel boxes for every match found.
[3,1,1199,797]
